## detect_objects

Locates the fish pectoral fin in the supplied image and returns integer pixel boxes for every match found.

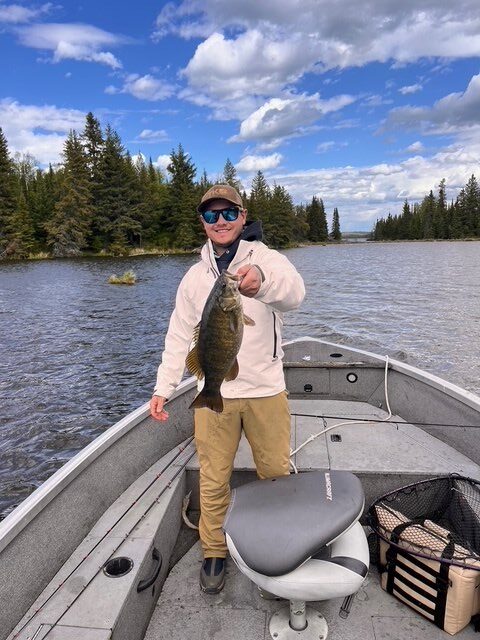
[243,313,255,326]
[185,344,204,379]
[224,358,239,381]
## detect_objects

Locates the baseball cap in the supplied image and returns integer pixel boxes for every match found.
[197,184,243,213]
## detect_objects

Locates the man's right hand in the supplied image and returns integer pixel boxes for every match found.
[150,395,169,422]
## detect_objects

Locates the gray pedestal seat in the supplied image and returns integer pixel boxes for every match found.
[224,471,369,638]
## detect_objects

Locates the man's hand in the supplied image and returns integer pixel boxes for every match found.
[150,395,169,422]
[237,265,263,297]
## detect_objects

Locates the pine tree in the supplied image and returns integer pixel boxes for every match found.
[0,128,21,257]
[82,112,104,177]
[199,169,212,193]
[45,131,92,257]
[330,207,341,241]
[421,190,436,239]
[27,167,53,250]
[114,151,143,251]
[166,144,200,248]
[7,191,35,258]
[248,171,270,241]
[93,125,141,253]
[292,204,309,242]
[268,184,294,247]
[306,196,328,242]
[143,158,168,246]
[436,178,447,238]
[222,159,242,191]
[398,200,412,239]
[463,174,480,236]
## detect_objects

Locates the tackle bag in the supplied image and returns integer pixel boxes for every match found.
[368,475,480,635]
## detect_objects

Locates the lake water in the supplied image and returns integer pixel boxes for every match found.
[1,241,479,517]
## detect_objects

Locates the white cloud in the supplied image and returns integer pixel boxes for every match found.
[383,73,480,135]
[106,74,175,101]
[235,153,282,172]
[17,23,128,68]
[131,152,146,166]
[406,141,425,153]
[135,129,169,143]
[361,94,394,108]
[159,2,480,68]
[0,98,86,165]
[182,29,316,97]
[399,83,423,95]
[266,140,480,230]
[153,1,213,40]
[0,2,52,23]
[159,2,480,126]
[317,141,336,153]
[153,154,171,173]
[230,93,355,147]
[180,29,320,119]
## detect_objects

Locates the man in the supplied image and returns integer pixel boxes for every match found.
[150,184,305,594]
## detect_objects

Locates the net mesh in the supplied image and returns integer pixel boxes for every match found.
[368,475,480,570]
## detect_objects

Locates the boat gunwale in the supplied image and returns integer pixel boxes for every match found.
[284,337,480,412]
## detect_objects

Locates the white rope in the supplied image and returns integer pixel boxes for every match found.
[290,355,393,473]
[182,490,199,530]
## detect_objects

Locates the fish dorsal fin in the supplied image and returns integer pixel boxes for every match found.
[224,358,239,381]
[185,324,204,379]
[243,313,255,326]
[191,323,200,344]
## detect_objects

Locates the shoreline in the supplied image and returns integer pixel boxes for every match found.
[1,237,479,263]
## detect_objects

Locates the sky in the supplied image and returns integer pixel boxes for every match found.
[1,1,480,230]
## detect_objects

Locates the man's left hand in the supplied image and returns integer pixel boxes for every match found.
[237,265,262,297]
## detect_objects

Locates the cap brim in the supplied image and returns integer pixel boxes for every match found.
[197,197,240,213]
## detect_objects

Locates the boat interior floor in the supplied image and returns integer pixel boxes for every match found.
[150,397,480,640]
[186,397,480,511]
[145,538,479,640]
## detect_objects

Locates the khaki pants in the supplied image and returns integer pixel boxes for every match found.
[194,391,291,559]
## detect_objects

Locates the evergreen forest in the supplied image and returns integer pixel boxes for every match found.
[0,114,339,260]
[373,177,480,241]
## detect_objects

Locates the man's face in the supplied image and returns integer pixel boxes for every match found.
[200,198,247,248]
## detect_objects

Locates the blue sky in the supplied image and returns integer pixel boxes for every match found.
[2,1,480,230]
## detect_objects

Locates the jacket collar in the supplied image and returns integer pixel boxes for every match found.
[201,238,257,275]
[200,219,263,273]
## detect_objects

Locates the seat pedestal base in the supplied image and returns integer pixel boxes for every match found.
[269,603,328,640]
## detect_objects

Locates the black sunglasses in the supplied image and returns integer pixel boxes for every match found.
[200,207,241,224]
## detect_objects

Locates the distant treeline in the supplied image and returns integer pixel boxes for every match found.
[0,113,342,260]
[373,177,480,241]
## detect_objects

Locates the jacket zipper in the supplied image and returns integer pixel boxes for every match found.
[208,251,219,278]
[272,312,278,359]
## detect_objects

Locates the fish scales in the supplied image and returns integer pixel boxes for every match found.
[186,270,254,412]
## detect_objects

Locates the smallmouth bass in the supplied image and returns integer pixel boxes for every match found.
[186,270,255,412]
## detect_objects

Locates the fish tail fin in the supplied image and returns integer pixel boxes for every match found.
[189,389,224,413]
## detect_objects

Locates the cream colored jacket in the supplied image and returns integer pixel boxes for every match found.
[154,239,305,400]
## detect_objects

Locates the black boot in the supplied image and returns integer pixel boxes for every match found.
[200,557,226,594]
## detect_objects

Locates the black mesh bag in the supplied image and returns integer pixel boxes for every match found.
[368,474,480,568]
